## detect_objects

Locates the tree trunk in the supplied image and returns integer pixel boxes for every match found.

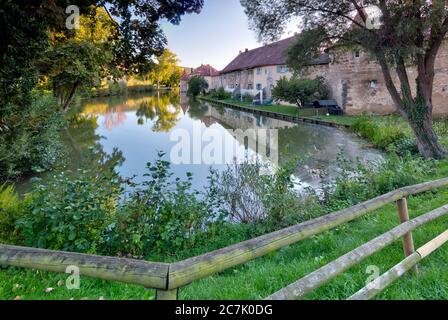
[377,52,446,159]
[62,83,79,112]
[407,98,446,160]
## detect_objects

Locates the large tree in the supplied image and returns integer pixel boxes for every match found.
[149,49,183,89]
[241,0,448,159]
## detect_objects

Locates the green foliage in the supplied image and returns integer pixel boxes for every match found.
[351,116,418,154]
[0,92,65,180]
[0,185,26,244]
[148,49,183,88]
[242,93,254,103]
[188,76,209,97]
[208,87,231,100]
[13,152,222,257]
[323,152,434,211]
[210,161,320,232]
[17,163,123,253]
[42,39,114,110]
[104,152,221,257]
[272,76,328,107]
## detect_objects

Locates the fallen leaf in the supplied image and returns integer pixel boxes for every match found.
[44,287,54,293]
[98,296,105,300]
[14,296,21,301]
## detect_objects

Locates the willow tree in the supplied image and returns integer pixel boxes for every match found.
[241,0,448,159]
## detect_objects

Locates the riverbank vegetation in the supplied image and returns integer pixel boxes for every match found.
[1,147,448,299]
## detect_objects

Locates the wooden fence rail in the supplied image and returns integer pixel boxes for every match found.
[1,177,448,300]
[348,229,448,300]
[0,245,169,290]
[266,205,448,300]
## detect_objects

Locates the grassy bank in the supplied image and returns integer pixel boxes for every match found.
[1,177,448,300]
[2,154,448,300]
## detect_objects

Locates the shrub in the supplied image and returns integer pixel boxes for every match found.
[209,87,231,100]
[243,93,254,103]
[188,76,209,97]
[0,92,66,180]
[272,76,328,107]
[211,161,319,231]
[103,152,222,257]
[17,161,123,253]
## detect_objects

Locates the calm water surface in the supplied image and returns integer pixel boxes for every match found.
[19,91,382,193]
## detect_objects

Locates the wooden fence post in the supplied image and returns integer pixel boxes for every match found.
[396,198,418,273]
[155,289,179,301]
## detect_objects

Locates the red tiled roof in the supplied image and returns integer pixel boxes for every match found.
[193,64,220,77]
[221,36,329,74]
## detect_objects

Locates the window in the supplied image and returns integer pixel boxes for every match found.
[256,68,262,75]
[248,69,254,76]
[248,84,253,90]
[370,80,378,89]
[277,65,289,73]
[256,84,262,90]
[354,50,361,59]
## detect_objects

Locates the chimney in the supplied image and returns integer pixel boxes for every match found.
[239,50,242,54]
[245,48,248,52]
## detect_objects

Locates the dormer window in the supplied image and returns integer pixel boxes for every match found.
[354,50,361,59]
[370,80,378,89]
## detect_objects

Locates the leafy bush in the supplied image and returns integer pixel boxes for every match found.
[243,93,254,103]
[14,152,223,257]
[208,87,231,100]
[188,76,209,97]
[272,76,328,107]
[17,162,123,253]
[104,153,221,257]
[0,92,66,180]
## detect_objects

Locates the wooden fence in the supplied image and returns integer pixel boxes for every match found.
[1,177,448,300]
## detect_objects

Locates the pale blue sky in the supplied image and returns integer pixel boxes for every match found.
[161,0,298,70]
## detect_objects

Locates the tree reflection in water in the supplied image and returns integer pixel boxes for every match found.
[136,92,181,132]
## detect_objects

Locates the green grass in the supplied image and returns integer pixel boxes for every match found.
[2,160,448,300]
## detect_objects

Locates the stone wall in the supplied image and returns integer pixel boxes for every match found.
[308,42,448,117]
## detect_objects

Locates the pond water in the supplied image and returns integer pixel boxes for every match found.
[18,91,382,193]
